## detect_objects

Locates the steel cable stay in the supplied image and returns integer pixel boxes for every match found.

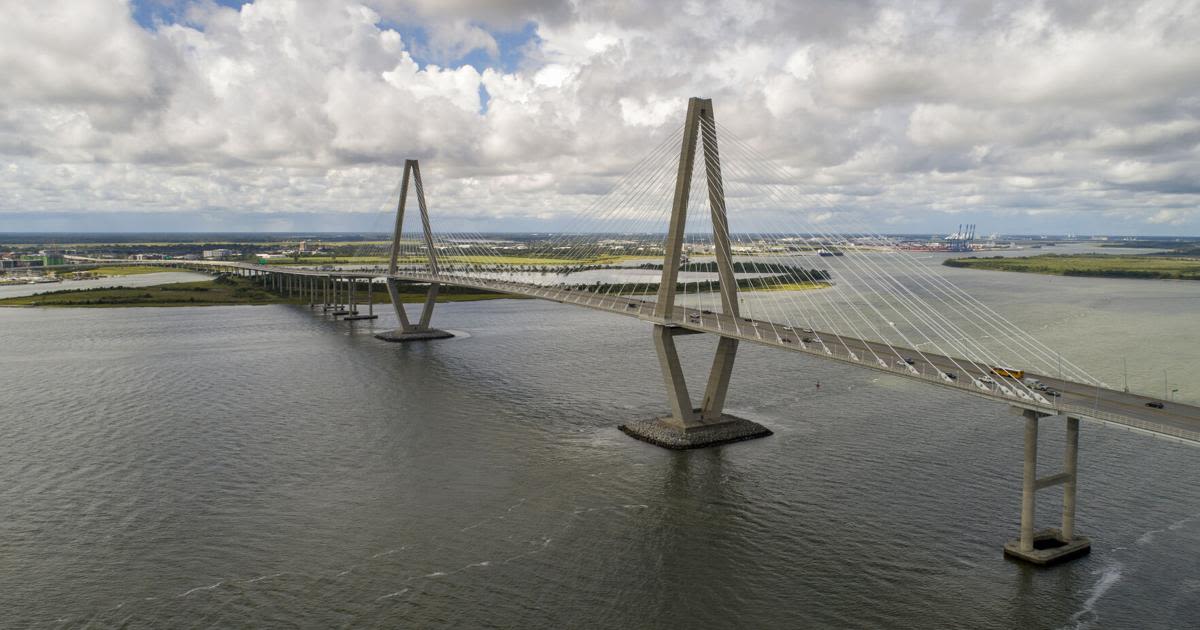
[711,122,1061,376]
[708,125,1074,396]
[694,124,877,361]
[701,123,973,376]
[714,120,1101,388]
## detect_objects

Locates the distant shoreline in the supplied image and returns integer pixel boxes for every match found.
[0,275,520,308]
[943,254,1200,281]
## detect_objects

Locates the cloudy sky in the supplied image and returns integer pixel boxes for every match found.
[2,0,1199,235]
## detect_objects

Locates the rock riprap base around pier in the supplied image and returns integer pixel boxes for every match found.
[619,414,772,449]
[374,329,455,342]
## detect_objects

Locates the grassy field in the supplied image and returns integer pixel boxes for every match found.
[745,281,832,291]
[0,275,520,308]
[0,278,288,307]
[944,254,1200,280]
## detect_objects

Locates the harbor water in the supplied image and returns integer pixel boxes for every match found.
[1,252,1199,627]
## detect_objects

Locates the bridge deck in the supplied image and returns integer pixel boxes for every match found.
[43,258,1200,444]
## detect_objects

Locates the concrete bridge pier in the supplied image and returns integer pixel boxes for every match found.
[331,278,352,317]
[1003,408,1090,565]
[620,326,772,449]
[376,279,451,341]
[344,278,379,321]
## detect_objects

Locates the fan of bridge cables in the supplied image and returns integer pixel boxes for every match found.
[344,118,1104,402]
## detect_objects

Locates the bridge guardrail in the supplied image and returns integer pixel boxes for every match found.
[1055,401,1200,444]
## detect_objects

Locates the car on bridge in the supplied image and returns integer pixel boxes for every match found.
[1146,401,1165,409]
[973,376,995,389]
[1022,377,1048,391]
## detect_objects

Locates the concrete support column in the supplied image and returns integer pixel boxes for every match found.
[654,99,702,321]
[700,336,738,422]
[1004,410,1090,565]
[418,283,440,329]
[653,325,697,427]
[386,278,410,328]
[368,279,374,317]
[1020,410,1038,553]
[1062,416,1080,540]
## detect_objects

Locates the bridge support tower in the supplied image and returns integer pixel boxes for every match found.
[376,159,453,342]
[1003,408,1090,565]
[619,97,772,449]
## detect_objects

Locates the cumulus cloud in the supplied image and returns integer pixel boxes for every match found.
[0,0,1198,234]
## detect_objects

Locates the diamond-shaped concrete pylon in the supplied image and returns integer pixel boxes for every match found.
[376,159,454,342]
[621,97,771,449]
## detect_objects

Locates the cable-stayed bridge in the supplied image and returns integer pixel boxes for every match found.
[43,98,1199,566]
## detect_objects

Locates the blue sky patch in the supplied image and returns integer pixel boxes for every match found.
[130,0,540,77]
[130,0,253,30]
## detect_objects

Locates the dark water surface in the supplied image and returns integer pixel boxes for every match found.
[2,294,1199,628]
